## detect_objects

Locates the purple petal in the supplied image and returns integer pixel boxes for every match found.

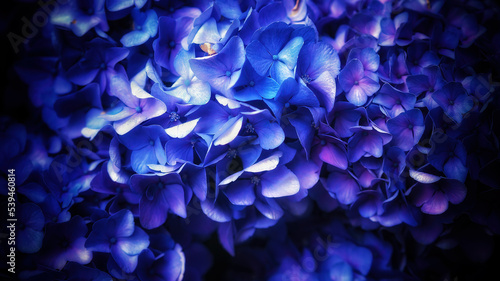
[444,157,468,182]
[319,142,348,170]
[421,191,448,215]
[325,171,359,205]
[339,59,364,93]
[441,179,467,204]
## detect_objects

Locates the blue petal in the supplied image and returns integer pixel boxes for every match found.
[258,22,292,55]
[325,170,359,205]
[118,227,149,256]
[111,244,139,273]
[244,110,285,150]
[131,146,157,173]
[107,0,133,11]
[338,59,364,93]
[213,116,243,146]
[277,36,304,71]
[139,193,169,229]
[246,40,273,76]
[260,166,300,198]
[224,180,256,205]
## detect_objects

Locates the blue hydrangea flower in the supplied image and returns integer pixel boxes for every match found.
[386,108,425,151]
[40,216,92,270]
[153,16,193,75]
[166,48,211,105]
[246,22,304,83]
[347,125,392,163]
[296,42,340,111]
[241,109,285,150]
[232,61,279,102]
[85,210,150,272]
[118,125,168,173]
[137,247,185,281]
[338,58,380,106]
[51,0,109,36]
[428,133,468,182]
[7,0,500,278]
[432,82,474,124]
[408,178,467,215]
[190,36,246,97]
[120,9,158,47]
[130,173,187,229]
[265,78,320,121]
[103,76,167,135]
[372,83,416,118]
[218,152,300,218]
[66,38,129,91]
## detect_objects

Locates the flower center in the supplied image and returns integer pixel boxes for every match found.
[87,8,94,15]
[245,123,255,133]
[301,74,312,84]
[169,41,176,48]
[149,140,155,146]
[190,137,198,146]
[225,70,232,77]
[249,80,255,87]
[285,102,290,108]
[109,237,117,244]
[250,175,260,185]
[184,79,191,87]
[449,100,454,105]
[136,25,142,30]
[100,63,106,70]
[362,131,368,136]
[135,106,143,113]
[227,148,237,158]
[272,55,278,61]
[169,112,180,121]
[408,124,413,129]
[320,140,326,145]
[354,80,359,85]
[395,100,401,105]
[449,152,455,157]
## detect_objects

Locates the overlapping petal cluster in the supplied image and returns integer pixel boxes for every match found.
[3,0,500,280]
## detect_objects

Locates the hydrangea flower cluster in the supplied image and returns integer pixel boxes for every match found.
[2,0,500,280]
